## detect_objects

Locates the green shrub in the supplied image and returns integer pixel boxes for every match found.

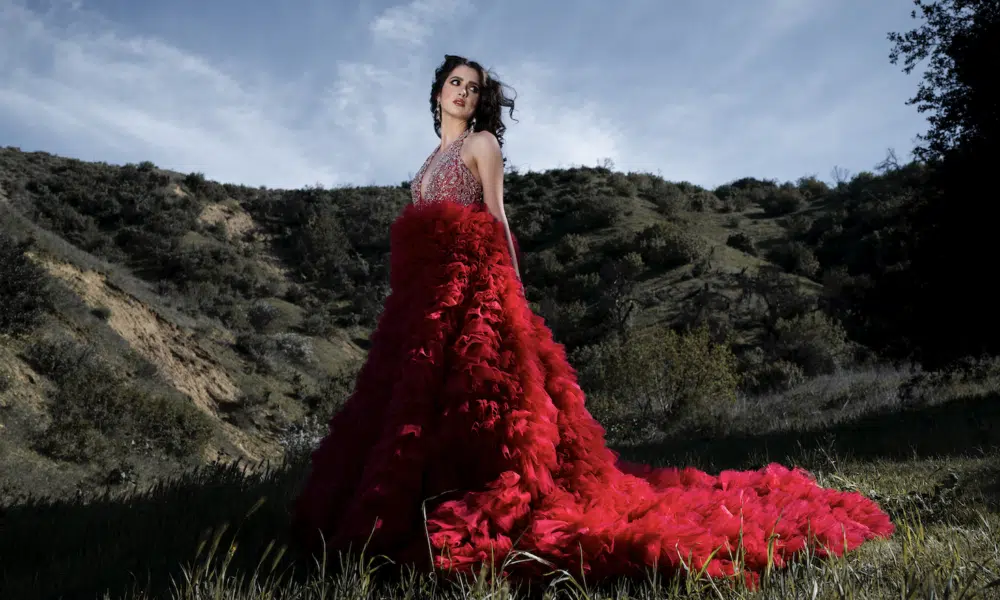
[761,187,806,216]
[617,251,645,278]
[138,395,214,457]
[510,209,549,242]
[741,353,806,394]
[25,336,213,462]
[302,307,336,337]
[687,191,721,212]
[349,282,389,325]
[235,332,278,373]
[570,195,621,230]
[772,311,851,376]
[538,298,589,345]
[600,325,740,424]
[719,193,753,213]
[715,177,776,207]
[524,249,563,286]
[736,265,818,336]
[555,234,589,262]
[726,232,757,255]
[567,272,602,299]
[90,305,112,321]
[236,331,315,372]
[292,203,355,293]
[247,300,279,333]
[782,214,813,238]
[184,171,206,191]
[768,241,820,277]
[639,181,687,217]
[0,364,11,394]
[796,175,830,199]
[608,172,637,197]
[635,223,705,270]
[0,233,52,335]
[900,355,1000,406]
[270,333,314,365]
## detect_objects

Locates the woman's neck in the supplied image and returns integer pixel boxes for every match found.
[439,119,469,148]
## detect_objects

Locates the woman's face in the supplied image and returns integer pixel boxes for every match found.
[438,65,481,122]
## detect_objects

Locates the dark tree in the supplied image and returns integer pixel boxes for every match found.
[887,0,1000,367]
[889,0,1000,162]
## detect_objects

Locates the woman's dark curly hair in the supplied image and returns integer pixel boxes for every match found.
[430,54,517,148]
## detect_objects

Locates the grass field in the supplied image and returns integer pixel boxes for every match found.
[2,147,999,598]
[3,368,998,599]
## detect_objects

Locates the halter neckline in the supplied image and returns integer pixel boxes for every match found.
[411,127,483,207]
[435,128,471,157]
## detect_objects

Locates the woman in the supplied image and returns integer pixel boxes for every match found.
[289,54,893,586]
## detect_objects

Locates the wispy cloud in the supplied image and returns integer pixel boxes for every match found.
[370,0,472,46]
[726,0,832,74]
[1,1,342,187]
[0,0,927,190]
[486,60,621,172]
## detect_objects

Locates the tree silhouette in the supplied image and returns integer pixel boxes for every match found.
[889,0,1000,162]
[888,0,1000,367]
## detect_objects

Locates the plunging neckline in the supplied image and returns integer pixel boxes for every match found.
[418,129,470,202]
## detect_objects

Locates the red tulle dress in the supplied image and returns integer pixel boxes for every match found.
[289,128,893,586]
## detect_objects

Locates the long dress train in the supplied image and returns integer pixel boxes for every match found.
[289,128,893,586]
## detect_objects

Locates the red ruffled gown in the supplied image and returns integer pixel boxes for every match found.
[290,128,893,585]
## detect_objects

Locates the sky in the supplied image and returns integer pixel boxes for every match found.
[0,0,930,190]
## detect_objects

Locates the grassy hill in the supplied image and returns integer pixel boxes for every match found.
[0,148,818,497]
[1,147,998,598]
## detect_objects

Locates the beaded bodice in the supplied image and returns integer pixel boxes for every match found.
[410,129,483,206]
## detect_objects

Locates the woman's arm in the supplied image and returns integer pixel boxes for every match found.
[471,131,520,280]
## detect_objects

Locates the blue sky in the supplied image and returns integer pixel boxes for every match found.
[1,0,928,190]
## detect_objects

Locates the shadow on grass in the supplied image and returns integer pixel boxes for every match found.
[616,391,1000,471]
[3,393,998,599]
[970,462,1000,510]
[0,459,311,600]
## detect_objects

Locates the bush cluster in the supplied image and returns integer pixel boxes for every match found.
[24,336,213,462]
[0,232,51,335]
[573,325,740,430]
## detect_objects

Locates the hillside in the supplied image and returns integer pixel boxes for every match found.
[0,144,948,500]
[2,147,1000,599]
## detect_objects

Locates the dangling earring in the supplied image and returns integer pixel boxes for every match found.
[436,102,441,121]
[469,116,476,130]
